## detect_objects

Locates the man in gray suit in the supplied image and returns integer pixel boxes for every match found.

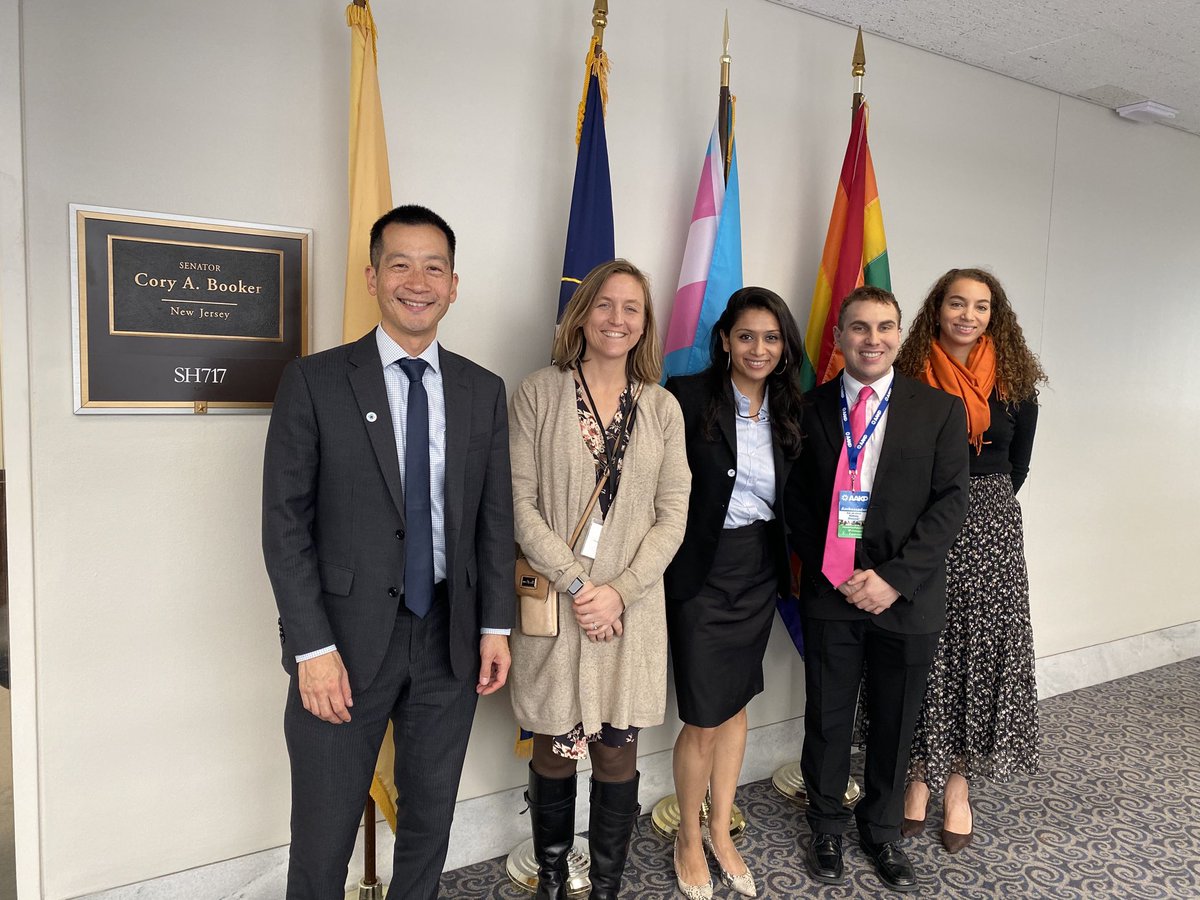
[262,205,514,900]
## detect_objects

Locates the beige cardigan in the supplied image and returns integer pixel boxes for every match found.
[508,366,690,736]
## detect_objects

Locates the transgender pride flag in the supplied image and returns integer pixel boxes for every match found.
[662,122,742,380]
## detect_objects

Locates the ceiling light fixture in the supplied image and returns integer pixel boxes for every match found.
[1115,100,1178,123]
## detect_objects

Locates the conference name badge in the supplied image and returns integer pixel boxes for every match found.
[837,490,870,538]
[580,521,603,559]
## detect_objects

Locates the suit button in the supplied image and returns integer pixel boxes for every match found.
[727,468,736,477]
[395,529,404,540]
[388,587,399,597]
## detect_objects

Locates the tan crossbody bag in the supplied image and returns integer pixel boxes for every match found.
[515,475,605,637]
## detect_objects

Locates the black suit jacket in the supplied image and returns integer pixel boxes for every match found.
[663,373,794,600]
[785,371,969,634]
[261,331,514,689]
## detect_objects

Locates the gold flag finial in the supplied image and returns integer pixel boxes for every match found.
[852,26,866,77]
[852,27,866,115]
[592,0,609,49]
[720,10,731,88]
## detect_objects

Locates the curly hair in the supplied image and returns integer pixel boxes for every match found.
[896,268,1047,402]
[700,286,806,457]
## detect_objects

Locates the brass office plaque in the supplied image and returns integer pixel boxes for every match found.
[71,205,310,413]
[107,236,284,341]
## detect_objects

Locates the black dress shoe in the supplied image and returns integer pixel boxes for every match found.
[804,833,845,885]
[860,839,918,893]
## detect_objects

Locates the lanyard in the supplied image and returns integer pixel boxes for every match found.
[840,380,892,487]
[576,366,637,508]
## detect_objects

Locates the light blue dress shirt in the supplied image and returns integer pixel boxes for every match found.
[296,327,505,663]
[723,381,777,528]
[376,328,448,582]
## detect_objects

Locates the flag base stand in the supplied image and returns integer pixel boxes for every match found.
[345,796,386,900]
[505,836,591,896]
[771,762,862,808]
[650,792,746,841]
[345,879,386,900]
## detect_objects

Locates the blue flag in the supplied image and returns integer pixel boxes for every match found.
[557,69,614,320]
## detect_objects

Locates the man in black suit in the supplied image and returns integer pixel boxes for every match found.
[262,205,514,900]
[786,286,968,892]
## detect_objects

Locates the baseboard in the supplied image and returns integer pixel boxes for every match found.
[76,619,1199,899]
[1035,619,1200,700]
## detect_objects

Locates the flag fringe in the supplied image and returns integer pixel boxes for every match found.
[345,1,378,59]
[515,729,534,759]
[369,773,398,832]
[575,36,610,146]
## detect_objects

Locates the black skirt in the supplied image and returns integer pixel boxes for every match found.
[667,520,779,727]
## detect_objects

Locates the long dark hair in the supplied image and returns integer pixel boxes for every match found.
[702,286,806,457]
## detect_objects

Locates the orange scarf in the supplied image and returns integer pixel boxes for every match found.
[921,335,998,453]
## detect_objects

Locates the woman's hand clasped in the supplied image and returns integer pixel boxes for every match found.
[572,581,626,642]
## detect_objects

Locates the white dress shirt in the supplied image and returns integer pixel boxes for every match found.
[839,368,895,493]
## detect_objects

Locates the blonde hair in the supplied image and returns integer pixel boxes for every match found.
[552,259,662,384]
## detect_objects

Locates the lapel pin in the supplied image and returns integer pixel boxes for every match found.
[366,411,378,423]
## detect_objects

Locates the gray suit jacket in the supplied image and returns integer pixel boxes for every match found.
[262,331,514,689]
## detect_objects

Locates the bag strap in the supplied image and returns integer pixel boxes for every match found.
[566,474,605,550]
[567,381,643,549]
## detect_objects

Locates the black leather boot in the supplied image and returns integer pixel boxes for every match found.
[526,764,578,900]
[587,773,641,900]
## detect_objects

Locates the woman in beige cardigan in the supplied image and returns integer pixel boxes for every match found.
[509,259,690,900]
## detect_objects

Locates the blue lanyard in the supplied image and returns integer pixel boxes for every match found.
[840,380,891,484]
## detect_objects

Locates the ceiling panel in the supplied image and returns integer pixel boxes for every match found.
[765,0,1200,137]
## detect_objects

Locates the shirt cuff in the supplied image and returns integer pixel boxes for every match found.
[481,628,511,636]
[295,644,337,663]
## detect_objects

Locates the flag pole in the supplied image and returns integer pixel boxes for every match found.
[772,25,874,811]
[718,10,732,180]
[652,13,747,840]
[852,26,866,116]
[346,1,386,893]
[592,0,608,49]
[506,5,611,885]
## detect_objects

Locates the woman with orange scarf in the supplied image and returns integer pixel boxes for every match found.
[894,268,1047,853]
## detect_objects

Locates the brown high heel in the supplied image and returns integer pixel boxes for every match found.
[941,798,973,853]
[900,816,926,839]
[901,781,929,838]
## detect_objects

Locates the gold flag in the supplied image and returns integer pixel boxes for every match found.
[343,0,393,345]
[344,0,398,832]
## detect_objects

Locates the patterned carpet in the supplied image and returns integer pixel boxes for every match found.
[440,657,1200,898]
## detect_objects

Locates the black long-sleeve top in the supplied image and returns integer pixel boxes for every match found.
[972,390,1038,493]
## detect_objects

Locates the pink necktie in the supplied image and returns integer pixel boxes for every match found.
[822,385,874,587]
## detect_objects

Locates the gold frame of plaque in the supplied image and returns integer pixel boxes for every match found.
[70,204,310,414]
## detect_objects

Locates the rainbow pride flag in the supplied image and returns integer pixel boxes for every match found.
[662,120,742,380]
[801,102,890,389]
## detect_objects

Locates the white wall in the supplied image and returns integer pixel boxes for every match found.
[3,0,1197,895]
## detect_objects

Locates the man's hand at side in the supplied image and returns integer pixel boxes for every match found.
[298,650,354,724]
[478,634,511,696]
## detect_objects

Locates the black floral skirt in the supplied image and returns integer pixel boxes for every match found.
[907,473,1041,793]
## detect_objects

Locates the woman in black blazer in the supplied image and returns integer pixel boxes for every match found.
[664,287,806,899]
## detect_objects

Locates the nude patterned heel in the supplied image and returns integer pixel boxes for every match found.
[672,838,713,900]
[701,824,756,897]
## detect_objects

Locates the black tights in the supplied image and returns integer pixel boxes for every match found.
[531,732,638,783]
